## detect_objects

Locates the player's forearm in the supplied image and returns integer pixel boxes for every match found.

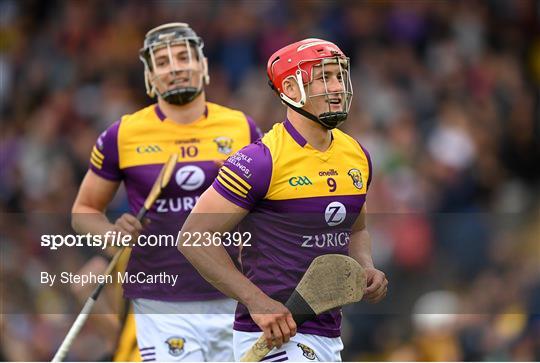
[178,233,264,307]
[71,205,120,257]
[71,205,115,236]
[349,228,375,269]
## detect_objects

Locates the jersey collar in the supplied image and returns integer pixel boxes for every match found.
[283,119,307,147]
[283,118,334,148]
[154,104,209,122]
[155,104,167,121]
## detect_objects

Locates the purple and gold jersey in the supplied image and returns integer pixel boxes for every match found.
[90,102,261,301]
[212,120,372,337]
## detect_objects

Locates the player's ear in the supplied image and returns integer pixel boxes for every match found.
[203,57,210,85]
[282,77,300,102]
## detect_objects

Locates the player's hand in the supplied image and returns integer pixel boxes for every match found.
[363,267,388,303]
[247,295,297,349]
[113,213,143,243]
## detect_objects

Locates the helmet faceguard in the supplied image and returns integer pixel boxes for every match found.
[139,23,209,105]
[267,39,353,129]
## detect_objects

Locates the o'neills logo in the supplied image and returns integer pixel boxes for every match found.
[319,169,339,176]
[175,138,200,144]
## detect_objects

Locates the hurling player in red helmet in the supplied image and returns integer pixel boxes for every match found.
[267,38,354,130]
[178,38,387,361]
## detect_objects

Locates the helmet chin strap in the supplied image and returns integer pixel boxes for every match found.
[162,87,202,105]
[151,69,204,105]
[282,98,348,130]
[318,111,348,129]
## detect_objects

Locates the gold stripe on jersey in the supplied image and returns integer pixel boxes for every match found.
[90,154,103,169]
[92,146,105,160]
[261,123,371,201]
[91,153,103,164]
[116,102,252,169]
[218,169,249,195]
[221,166,252,191]
[217,174,247,198]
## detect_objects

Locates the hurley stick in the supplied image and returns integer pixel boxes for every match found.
[240,254,366,362]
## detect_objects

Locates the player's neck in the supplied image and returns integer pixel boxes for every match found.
[288,111,332,151]
[157,93,207,124]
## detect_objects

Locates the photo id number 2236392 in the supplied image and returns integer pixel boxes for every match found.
[180,231,252,247]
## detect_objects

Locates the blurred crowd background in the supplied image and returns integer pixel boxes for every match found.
[1,0,539,361]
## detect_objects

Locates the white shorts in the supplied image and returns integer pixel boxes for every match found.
[233,330,343,362]
[133,298,235,362]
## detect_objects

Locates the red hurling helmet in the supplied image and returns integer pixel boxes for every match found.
[267,38,353,129]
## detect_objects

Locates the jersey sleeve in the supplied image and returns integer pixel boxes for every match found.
[245,114,263,143]
[358,142,373,190]
[212,140,272,210]
[89,120,122,181]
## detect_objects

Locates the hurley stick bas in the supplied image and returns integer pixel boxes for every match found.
[52,153,178,362]
[240,254,366,362]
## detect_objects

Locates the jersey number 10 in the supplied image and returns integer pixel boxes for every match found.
[179,146,199,158]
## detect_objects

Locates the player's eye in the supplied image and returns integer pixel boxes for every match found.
[177,53,190,62]
[155,59,169,67]
[314,73,325,81]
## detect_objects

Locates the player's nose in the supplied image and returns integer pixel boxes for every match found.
[327,76,344,92]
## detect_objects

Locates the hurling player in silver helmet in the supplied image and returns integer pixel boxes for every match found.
[72,22,261,362]
[139,22,210,106]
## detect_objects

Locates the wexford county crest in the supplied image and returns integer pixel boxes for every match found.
[214,136,234,154]
[348,168,363,189]
[165,336,185,357]
[297,343,317,360]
